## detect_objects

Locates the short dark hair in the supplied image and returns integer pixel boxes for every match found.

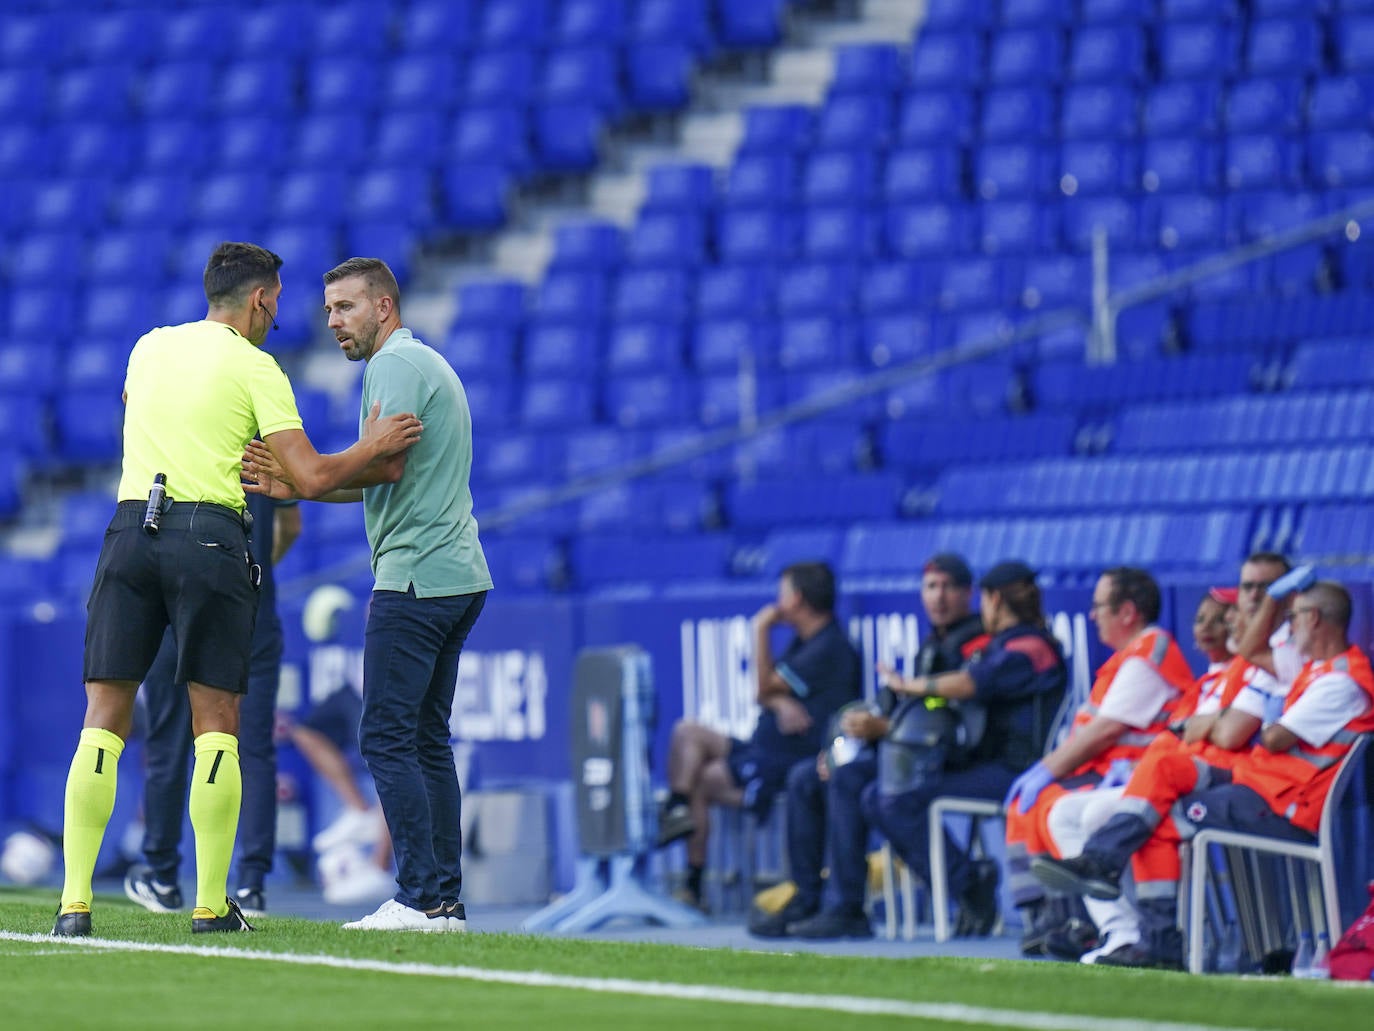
[1101,566,1161,625]
[782,561,837,615]
[204,242,283,306]
[324,256,401,306]
[1306,581,1352,632]
[1244,551,1291,573]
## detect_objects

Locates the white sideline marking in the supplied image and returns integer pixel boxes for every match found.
[0,931,1261,1031]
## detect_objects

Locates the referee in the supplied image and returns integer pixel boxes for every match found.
[53,242,423,937]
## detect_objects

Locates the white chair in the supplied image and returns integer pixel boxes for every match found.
[928,797,1007,942]
[1183,736,1369,974]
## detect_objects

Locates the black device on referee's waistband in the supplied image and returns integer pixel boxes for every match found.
[143,473,168,536]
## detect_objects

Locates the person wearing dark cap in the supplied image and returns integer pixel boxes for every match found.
[750,553,988,938]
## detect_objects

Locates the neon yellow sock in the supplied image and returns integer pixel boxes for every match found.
[60,728,125,910]
[189,731,241,916]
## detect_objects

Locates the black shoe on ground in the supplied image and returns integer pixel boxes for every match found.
[787,908,874,940]
[1096,939,1184,971]
[1030,853,1123,900]
[234,887,266,919]
[953,859,1000,937]
[747,895,818,939]
[656,802,694,848]
[192,896,255,934]
[1043,917,1100,961]
[52,903,91,938]
[124,864,183,913]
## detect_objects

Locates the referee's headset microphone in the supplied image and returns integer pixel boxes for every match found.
[260,299,279,332]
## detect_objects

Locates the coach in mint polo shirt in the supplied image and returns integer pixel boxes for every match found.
[250,256,491,933]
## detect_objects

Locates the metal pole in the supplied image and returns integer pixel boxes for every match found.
[1090,224,1115,365]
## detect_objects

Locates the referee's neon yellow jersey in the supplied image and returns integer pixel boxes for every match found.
[117,320,303,512]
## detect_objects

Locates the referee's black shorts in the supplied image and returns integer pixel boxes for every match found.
[84,500,258,694]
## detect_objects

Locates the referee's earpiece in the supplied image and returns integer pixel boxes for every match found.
[260,301,279,332]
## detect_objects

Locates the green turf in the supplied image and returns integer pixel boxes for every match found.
[1,887,1369,1030]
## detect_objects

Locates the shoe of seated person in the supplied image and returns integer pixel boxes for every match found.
[192,896,255,934]
[1080,933,1141,965]
[52,902,92,938]
[312,806,384,854]
[1043,917,1099,961]
[787,907,874,940]
[656,802,694,848]
[341,897,461,932]
[124,864,183,913]
[747,895,817,939]
[1030,852,1123,900]
[953,859,1000,937]
[1095,938,1183,971]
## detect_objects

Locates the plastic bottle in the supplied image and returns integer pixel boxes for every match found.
[1291,931,1315,977]
[1309,931,1332,980]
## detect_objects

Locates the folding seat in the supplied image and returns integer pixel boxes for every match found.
[698,372,783,427]
[1270,243,1329,295]
[30,178,110,232]
[63,338,129,390]
[291,113,370,171]
[373,111,446,169]
[1061,196,1139,250]
[216,60,296,116]
[570,533,731,588]
[352,168,435,227]
[988,29,1064,85]
[459,377,516,428]
[53,64,134,121]
[216,117,290,172]
[191,171,270,226]
[0,66,47,126]
[717,0,786,49]
[1309,130,1374,187]
[625,44,694,111]
[804,150,879,205]
[384,54,463,111]
[7,287,76,340]
[0,388,50,459]
[533,270,609,323]
[1060,84,1138,140]
[272,169,349,225]
[694,264,775,318]
[14,232,82,287]
[938,258,1007,311]
[439,165,511,232]
[981,200,1054,254]
[458,278,527,326]
[612,269,692,321]
[861,312,939,367]
[1060,140,1138,195]
[0,125,48,182]
[738,104,814,154]
[132,119,208,176]
[975,143,1052,199]
[1236,191,1323,240]
[924,0,995,29]
[562,426,646,478]
[1142,81,1220,137]
[724,153,798,208]
[138,62,214,120]
[55,389,125,464]
[158,277,212,328]
[574,481,659,533]
[777,316,856,370]
[306,58,381,112]
[981,87,1056,142]
[534,105,604,171]
[541,47,622,114]
[602,373,693,427]
[159,5,236,63]
[814,94,893,150]
[1224,78,1303,134]
[625,211,707,267]
[605,321,684,373]
[909,31,985,89]
[85,229,173,286]
[880,147,959,202]
[1001,0,1075,25]
[519,377,597,428]
[464,50,538,107]
[1157,23,1238,80]
[1160,0,1240,17]
[692,318,774,372]
[78,7,158,65]
[237,4,316,60]
[885,202,973,257]
[448,107,533,175]
[1252,0,1327,16]
[1141,137,1219,193]
[642,163,716,212]
[715,208,797,264]
[775,263,858,316]
[550,218,624,270]
[480,0,550,48]
[896,88,974,146]
[314,3,384,56]
[830,44,906,94]
[556,0,627,44]
[1247,18,1323,75]
[438,324,518,379]
[398,0,476,53]
[0,13,70,69]
[473,433,555,484]
[1224,134,1296,190]
[1069,25,1146,82]
[801,206,880,261]
[1153,194,1226,250]
[1339,17,1374,72]
[1307,75,1374,131]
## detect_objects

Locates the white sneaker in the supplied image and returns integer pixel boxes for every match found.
[1080,932,1141,964]
[341,898,460,932]
[312,807,384,853]
[323,862,396,906]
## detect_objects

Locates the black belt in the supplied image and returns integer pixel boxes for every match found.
[114,499,251,535]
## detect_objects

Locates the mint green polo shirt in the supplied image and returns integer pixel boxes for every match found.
[360,329,493,597]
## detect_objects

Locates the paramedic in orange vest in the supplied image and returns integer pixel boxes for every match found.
[1033,580,1374,970]
[1003,566,1196,955]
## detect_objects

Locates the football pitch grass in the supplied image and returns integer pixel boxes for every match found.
[0,887,1368,1030]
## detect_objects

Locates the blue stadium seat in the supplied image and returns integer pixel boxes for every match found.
[306,58,381,111]
[695,264,776,318]
[136,119,212,175]
[557,0,627,44]
[438,324,518,379]
[7,287,77,339]
[1061,196,1139,249]
[738,104,814,154]
[625,43,694,110]
[976,144,1052,199]
[989,29,1064,84]
[1309,130,1374,187]
[519,324,601,376]
[1061,84,1139,139]
[1080,0,1155,22]
[715,208,797,263]
[160,6,235,63]
[562,426,647,478]
[541,47,622,113]
[77,7,158,65]
[633,0,714,54]
[830,44,905,94]
[728,473,900,528]
[0,388,51,457]
[602,373,693,427]
[13,231,81,287]
[1307,75,1374,130]
[699,371,783,426]
[815,94,893,150]
[0,67,47,126]
[1224,134,1297,190]
[460,377,516,428]
[862,313,940,367]
[1160,0,1240,18]
[804,150,878,204]
[981,87,1056,141]
[1141,137,1220,193]
[725,153,799,207]
[896,88,975,145]
[86,229,173,286]
[465,50,538,106]
[519,377,597,428]
[776,263,858,316]
[373,111,446,168]
[448,108,533,174]
[757,528,845,578]
[1287,338,1374,389]
[717,0,786,49]
[55,389,124,464]
[273,169,349,224]
[0,13,71,69]
[78,287,154,342]
[139,62,214,119]
[1069,25,1146,81]
[216,60,296,115]
[53,63,134,121]
[777,316,857,369]
[480,0,551,48]
[1153,194,1227,250]
[1225,77,1304,133]
[626,212,707,267]
[1236,190,1323,239]
[398,0,476,53]
[1247,18,1323,75]
[1157,22,1238,80]
[30,178,110,231]
[237,4,316,60]
[1001,0,1075,25]
[534,105,604,171]
[925,0,996,28]
[292,113,371,171]
[693,318,774,372]
[533,270,609,323]
[613,269,693,320]
[314,3,384,56]
[352,168,434,226]
[384,55,463,111]
[801,206,880,260]
[939,257,1013,310]
[1061,140,1138,194]
[1339,17,1374,72]
[881,147,959,201]
[457,278,527,327]
[216,117,289,171]
[193,171,270,225]
[981,200,1056,253]
[550,219,624,270]
[910,31,985,88]
[643,163,716,211]
[473,432,558,484]
[1142,81,1220,137]
[605,321,684,373]
[63,338,127,390]
[570,533,732,588]
[886,202,974,257]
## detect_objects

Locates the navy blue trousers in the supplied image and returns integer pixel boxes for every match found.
[141,622,282,891]
[360,588,485,911]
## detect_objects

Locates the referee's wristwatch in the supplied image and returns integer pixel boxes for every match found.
[921,675,937,697]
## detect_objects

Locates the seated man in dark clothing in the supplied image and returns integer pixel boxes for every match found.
[763,559,1067,940]
[658,561,862,910]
